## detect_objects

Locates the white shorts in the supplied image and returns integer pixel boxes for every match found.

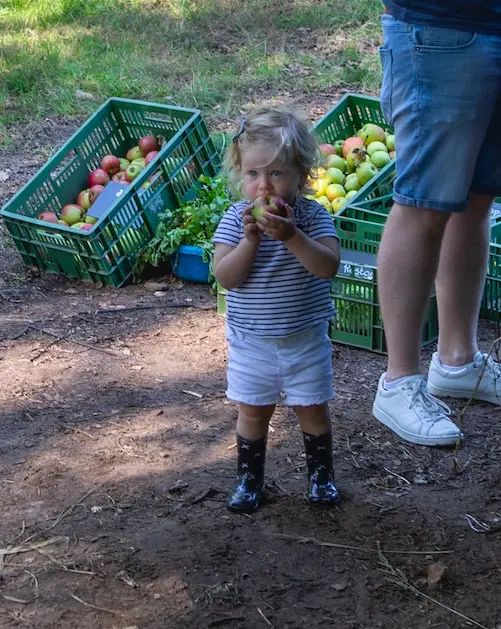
[226,322,334,407]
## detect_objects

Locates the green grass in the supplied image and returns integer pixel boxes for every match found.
[0,0,383,136]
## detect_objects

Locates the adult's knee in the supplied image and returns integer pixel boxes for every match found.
[390,203,450,237]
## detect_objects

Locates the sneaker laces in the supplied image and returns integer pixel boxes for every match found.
[402,378,451,422]
[474,352,501,380]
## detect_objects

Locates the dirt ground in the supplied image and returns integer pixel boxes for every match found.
[1,119,501,629]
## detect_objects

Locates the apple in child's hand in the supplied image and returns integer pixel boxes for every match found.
[252,195,287,219]
[100,155,121,175]
[88,168,110,187]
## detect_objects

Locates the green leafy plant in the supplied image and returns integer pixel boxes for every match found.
[133,174,233,283]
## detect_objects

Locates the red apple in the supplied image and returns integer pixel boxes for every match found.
[100,155,121,176]
[342,136,365,158]
[38,211,59,224]
[88,168,110,187]
[61,204,84,226]
[89,184,105,203]
[139,135,159,156]
[80,223,94,232]
[319,143,336,156]
[76,188,91,211]
[126,146,142,162]
[145,150,159,165]
[112,171,125,182]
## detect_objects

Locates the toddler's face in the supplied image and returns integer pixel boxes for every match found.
[241,146,301,206]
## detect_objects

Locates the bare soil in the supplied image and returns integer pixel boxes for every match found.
[1,117,501,629]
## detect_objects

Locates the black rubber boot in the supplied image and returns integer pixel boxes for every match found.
[227,434,267,513]
[303,431,340,505]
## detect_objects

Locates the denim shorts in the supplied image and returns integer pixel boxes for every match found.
[380,14,501,212]
[225,323,334,407]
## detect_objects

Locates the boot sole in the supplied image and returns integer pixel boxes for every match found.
[427,381,501,406]
[372,402,462,447]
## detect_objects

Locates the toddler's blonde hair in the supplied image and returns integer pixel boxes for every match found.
[226,105,318,195]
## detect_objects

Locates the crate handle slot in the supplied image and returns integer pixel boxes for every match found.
[50,151,80,182]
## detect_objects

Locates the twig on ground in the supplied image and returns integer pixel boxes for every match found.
[383,467,411,485]
[257,607,273,626]
[208,614,245,627]
[378,549,489,629]
[22,485,103,544]
[274,533,453,555]
[69,593,124,617]
[93,303,213,315]
[27,325,120,357]
[37,549,96,576]
[30,331,70,362]
[453,336,501,472]
[0,537,65,557]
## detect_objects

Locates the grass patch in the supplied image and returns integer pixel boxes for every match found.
[0,0,383,135]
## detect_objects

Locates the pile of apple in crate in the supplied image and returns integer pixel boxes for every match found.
[36,135,161,230]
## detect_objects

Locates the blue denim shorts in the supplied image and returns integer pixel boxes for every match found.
[380,14,501,212]
[225,323,334,407]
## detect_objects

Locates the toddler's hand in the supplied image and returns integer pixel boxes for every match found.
[242,205,261,246]
[256,203,297,241]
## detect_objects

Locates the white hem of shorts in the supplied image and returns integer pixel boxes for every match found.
[226,391,335,407]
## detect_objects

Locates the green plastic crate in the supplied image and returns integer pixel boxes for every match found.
[312,93,394,206]
[329,250,438,352]
[481,241,501,323]
[0,98,219,287]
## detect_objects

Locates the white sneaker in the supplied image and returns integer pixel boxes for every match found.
[428,351,501,405]
[373,374,463,446]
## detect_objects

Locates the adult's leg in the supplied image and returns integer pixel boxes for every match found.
[436,193,493,366]
[378,204,449,379]
[373,16,500,444]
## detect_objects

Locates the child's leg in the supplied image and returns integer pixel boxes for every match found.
[294,403,340,505]
[228,403,275,514]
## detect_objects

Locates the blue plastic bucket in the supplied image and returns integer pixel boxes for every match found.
[170,245,210,284]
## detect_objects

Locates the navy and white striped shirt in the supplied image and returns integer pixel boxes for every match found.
[213,197,338,338]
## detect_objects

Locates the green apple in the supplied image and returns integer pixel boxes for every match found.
[331,197,347,213]
[344,173,362,192]
[316,195,332,211]
[358,123,386,146]
[326,183,346,200]
[386,134,396,151]
[325,154,347,172]
[334,140,344,156]
[345,190,359,202]
[356,162,379,185]
[367,141,388,157]
[370,151,391,169]
[326,167,344,185]
[345,147,367,170]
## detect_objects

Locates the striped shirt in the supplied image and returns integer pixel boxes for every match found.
[213,196,338,338]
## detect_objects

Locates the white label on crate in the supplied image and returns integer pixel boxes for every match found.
[340,262,374,281]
